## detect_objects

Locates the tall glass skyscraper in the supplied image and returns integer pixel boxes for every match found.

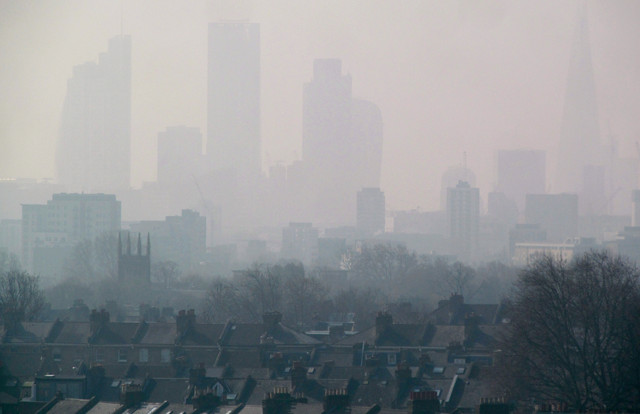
[56,35,131,192]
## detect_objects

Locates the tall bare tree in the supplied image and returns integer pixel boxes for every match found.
[496,251,640,411]
[0,270,45,324]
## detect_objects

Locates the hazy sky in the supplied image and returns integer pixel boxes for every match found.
[1,0,639,211]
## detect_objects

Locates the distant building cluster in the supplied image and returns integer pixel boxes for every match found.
[1,5,640,279]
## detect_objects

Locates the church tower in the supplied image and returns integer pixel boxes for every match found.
[118,232,151,284]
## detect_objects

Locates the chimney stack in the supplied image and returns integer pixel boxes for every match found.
[263,311,282,335]
[323,389,350,412]
[375,311,393,337]
[90,309,110,335]
[290,361,307,389]
[408,391,440,414]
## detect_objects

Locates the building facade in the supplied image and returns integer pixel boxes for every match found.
[525,193,578,243]
[356,187,385,237]
[446,181,479,260]
[129,210,206,272]
[496,149,546,213]
[302,59,383,226]
[21,193,121,276]
[56,35,131,192]
[281,222,319,265]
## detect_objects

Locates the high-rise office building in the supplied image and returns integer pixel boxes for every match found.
[351,99,383,189]
[496,150,546,212]
[525,193,578,242]
[357,187,386,237]
[281,222,319,265]
[22,193,121,276]
[302,59,383,225]
[130,209,206,272]
[440,166,476,211]
[56,36,131,192]
[207,22,260,178]
[555,5,601,193]
[447,181,479,260]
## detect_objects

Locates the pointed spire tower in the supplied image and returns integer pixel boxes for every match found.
[554,1,601,193]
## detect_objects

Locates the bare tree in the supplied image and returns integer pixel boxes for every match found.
[0,250,21,274]
[63,232,119,280]
[350,243,418,286]
[0,270,45,324]
[93,232,118,279]
[445,261,476,297]
[152,260,180,288]
[283,271,328,328]
[496,251,640,411]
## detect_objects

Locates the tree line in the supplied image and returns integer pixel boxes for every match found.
[3,242,640,410]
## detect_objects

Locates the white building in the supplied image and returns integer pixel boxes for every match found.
[447,181,479,260]
[22,193,121,277]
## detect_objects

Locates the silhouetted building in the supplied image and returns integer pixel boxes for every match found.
[118,232,150,284]
[356,187,385,237]
[447,181,479,260]
[317,237,347,269]
[509,223,547,257]
[513,237,597,266]
[21,193,121,276]
[56,35,131,192]
[207,22,260,178]
[496,150,546,213]
[393,210,447,235]
[351,98,383,189]
[302,59,383,226]
[579,164,606,216]
[157,126,203,187]
[440,166,476,211]
[281,222,318,265]
[525,193,578,242]
[0,219,21,260]
[555,5,601,193]
[130,209,206,271]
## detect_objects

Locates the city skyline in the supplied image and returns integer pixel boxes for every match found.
[1,1,640,211]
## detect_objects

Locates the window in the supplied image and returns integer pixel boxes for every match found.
[160,348,171,363]
[53,348,62,362]
[139,348,149,363]
[432,366,445,374]
[118,349,128,363]
[95,349,104,362]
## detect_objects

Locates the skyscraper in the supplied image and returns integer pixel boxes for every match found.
[496,150,546,213]
[56,35,131,192]
[447,181,479,260]
[357,187,386,237]
[302,59,383,225]
[525,193,578,242]
[207,22,260,178]
[555,4,601,193]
